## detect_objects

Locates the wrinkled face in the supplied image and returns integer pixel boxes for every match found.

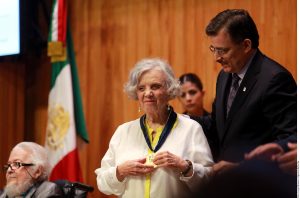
[179,82,204,116]
[137,69,169,115]
[5,148,36,189]
[209,28,249,73]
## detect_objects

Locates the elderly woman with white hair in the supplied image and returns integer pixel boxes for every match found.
[0,142,63,198]
[95,58,213,198]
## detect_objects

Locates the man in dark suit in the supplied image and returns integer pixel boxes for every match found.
[0,142,63,198]
[201,9,296,174]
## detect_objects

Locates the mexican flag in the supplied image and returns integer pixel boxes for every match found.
[45,0,89,182]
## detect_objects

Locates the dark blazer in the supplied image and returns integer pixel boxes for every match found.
[0,181,63,198]
[203,50,296,162]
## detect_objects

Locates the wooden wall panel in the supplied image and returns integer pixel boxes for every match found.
[0,0,296,197]
[0,62,25,187]
[68,1,296,197]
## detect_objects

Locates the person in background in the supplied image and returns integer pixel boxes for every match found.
[178,73,217,159]
[0,142,63,198]
[95,58,213,198]
[178,73,209,117]
[199,9,297,174]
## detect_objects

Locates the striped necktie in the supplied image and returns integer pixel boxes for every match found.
[227,73,240,116]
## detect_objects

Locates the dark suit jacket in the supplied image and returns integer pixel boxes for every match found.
[0,181,63,198]
[201,50,296,162]
[276,133,297,152]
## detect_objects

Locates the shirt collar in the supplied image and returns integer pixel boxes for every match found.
[236,49,257,81]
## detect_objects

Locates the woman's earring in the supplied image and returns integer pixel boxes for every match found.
[138,106,141,112]
[167,105,170,111]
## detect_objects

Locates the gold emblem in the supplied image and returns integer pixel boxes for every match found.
[46,104,70,150]
[48,41,63,56]
[145,153,157,168]
[48,41,67,63]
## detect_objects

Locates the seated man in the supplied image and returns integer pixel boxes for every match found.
[0,142,63,198]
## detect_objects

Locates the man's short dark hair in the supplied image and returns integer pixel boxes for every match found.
[205,9,259,48]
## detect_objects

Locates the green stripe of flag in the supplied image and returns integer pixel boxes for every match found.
[50,61,69,88]
[67,26,89,143]
[49,25,89,143]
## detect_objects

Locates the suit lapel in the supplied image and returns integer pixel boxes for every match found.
[25,185,37,198]
[216,72,231,140]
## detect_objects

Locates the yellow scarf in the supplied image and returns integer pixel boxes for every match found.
[144,119,178,198]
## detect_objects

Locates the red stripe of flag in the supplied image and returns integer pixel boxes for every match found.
[57,0,67,45]
[49,148,83,182]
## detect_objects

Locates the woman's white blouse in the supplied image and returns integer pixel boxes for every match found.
[95,114,214,198]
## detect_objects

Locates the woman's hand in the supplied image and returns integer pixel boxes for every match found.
[153,151,189,174]
[116,158,155,181]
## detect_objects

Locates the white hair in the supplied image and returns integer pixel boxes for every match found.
[124,58,180,100]
[4,179,34,197]
[13,142,50,181]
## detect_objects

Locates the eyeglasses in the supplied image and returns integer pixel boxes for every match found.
[3,162,35,171]
[209,45,230,56]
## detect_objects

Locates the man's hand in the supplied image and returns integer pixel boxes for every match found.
[244,143,284,161]
[276,143,297,175]
[245,142,297,176]
[212,160,238,175]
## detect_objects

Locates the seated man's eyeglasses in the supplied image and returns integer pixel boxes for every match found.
[209,45,230,56]
[3,162,35,171]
